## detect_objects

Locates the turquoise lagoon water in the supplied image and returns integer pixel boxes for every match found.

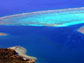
[0,7,84,27]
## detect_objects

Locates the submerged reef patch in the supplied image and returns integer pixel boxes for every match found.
[78,26,84,34]
[0,32,8,36]
[0,7,84,27]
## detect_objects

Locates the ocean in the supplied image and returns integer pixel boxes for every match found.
[0,0,84,63]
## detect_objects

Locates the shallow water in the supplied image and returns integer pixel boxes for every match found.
[0,7,84,27]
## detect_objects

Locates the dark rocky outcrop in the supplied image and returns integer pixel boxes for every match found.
[0,48,35,63]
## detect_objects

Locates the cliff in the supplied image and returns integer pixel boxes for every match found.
[0,48,36,63]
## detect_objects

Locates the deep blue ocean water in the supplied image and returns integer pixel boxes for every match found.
[0,0,84,63]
